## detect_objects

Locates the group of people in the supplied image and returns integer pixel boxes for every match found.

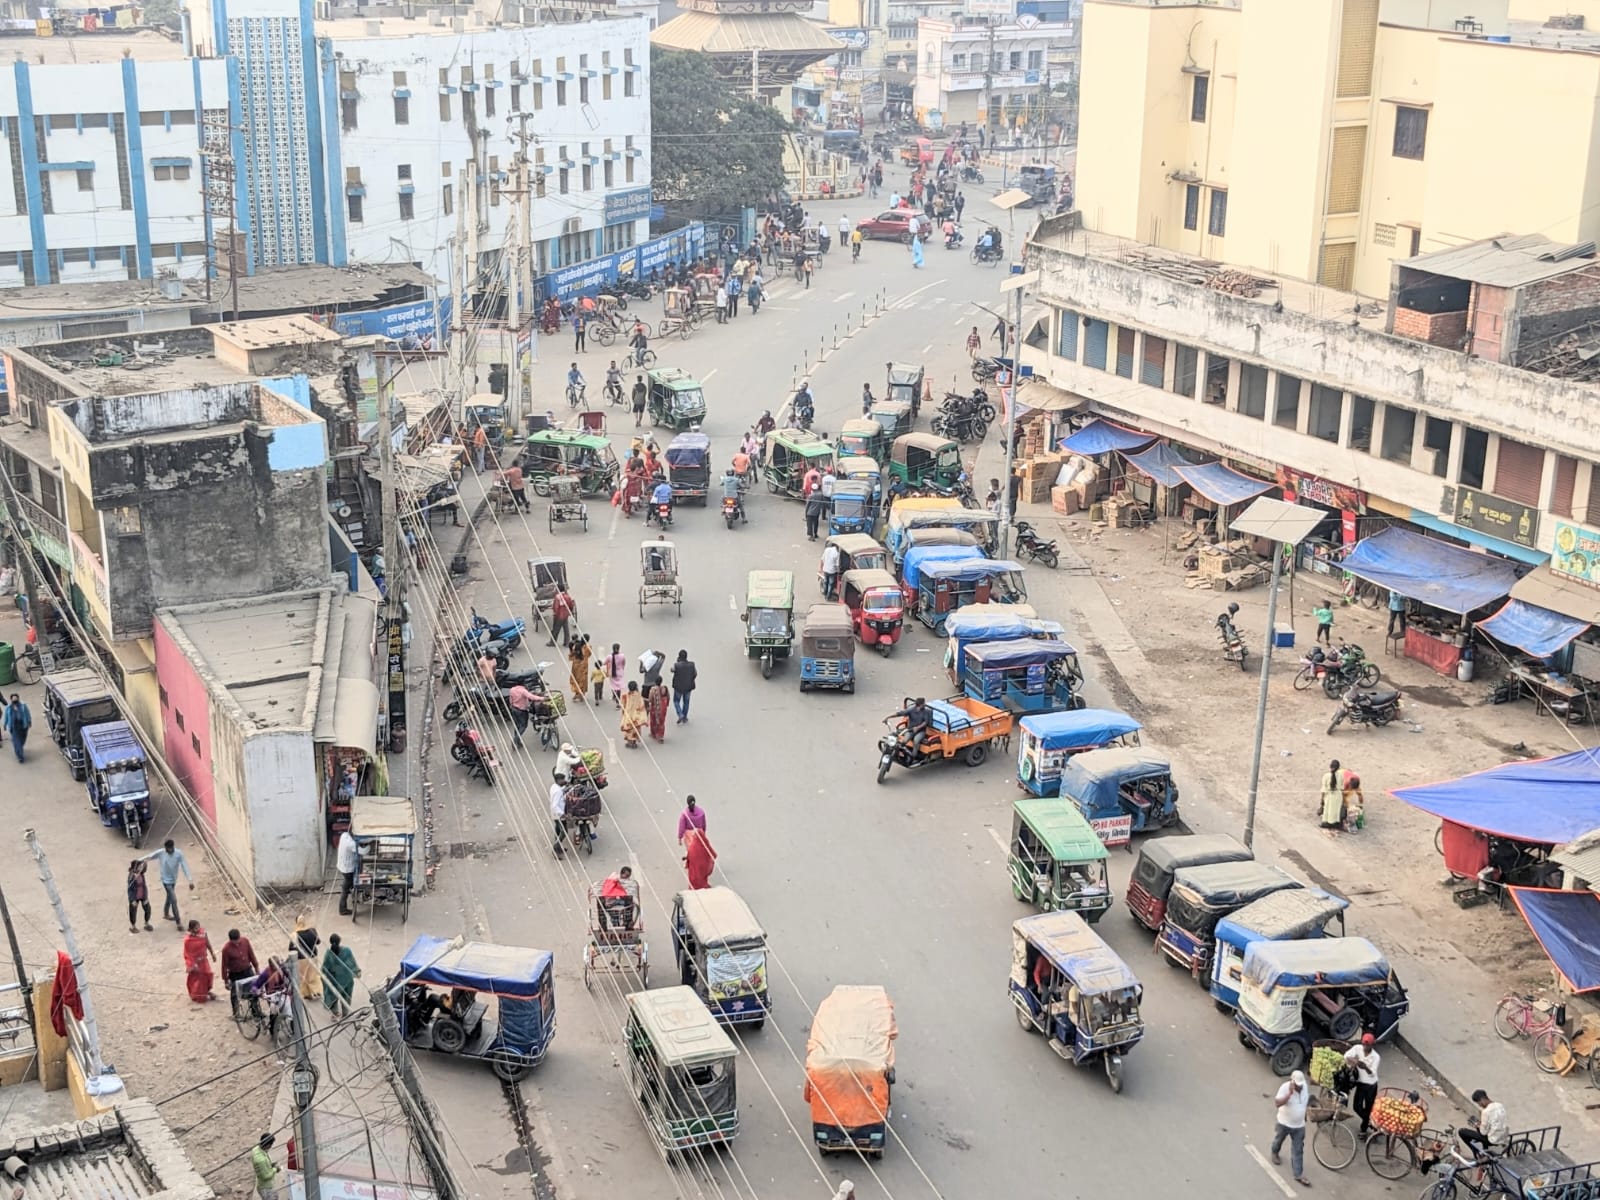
[618,647,697,747]
[178,900,361,1025]
[1316,758,1365,832]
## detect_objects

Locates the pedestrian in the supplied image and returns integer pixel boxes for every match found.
[715,281,728,323]
[1319,759,1344,830]
[568,635,592,702]
[805,489,826,541]
[966,326,982,359]
[992,315,1010,354]
[910,229,924,269]
[182,919,216,1002]
[251,1135,281,1200]
[321,933,361,1017]
[1269,1069,1312,1187]
[803,256,814,288]
[547,584,575,647]
[477,650,499,684]
[335,827,359,916]
[677,795,707,846]
[645,679,669,743]
[1344,1033,1381,1135]
[140,838,193,929]
[293,915,322,1000]
[955,191,965,220]
[472,424,488,473]
[508,680,535,747]
[590,655,607,704]
[822,539,842,599]
[727,274,742,317]
[606,642,627,707]
[573,312,587,352]
[670,649,697,724]
[632,374,648,427]
[620,681,646,748]
[1387,589,1407,637]
[505,462,529,512]
[1342,769,1365,831]
[861,383,875,415]
[684,824,717,890]
[2,693,30,762]
[640,646,665,690]
[125,859,153,933]
[221,928,258,1015]
[1313,600,1334,646]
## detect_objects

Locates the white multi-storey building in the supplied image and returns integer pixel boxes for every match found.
[912,14,1073,129]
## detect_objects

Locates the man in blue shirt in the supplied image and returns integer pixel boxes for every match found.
[140,838,194,928]
[649,480,673,528]
[1388,589,1407,638]
[566,363,586,407]
[2,693,30,762]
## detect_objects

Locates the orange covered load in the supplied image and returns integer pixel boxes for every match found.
[803,985,897,1157]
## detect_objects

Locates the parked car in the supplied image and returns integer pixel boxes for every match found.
[857,211,922,243]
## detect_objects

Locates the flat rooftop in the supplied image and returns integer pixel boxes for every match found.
[212,314,343,353]
[0,29,191,66]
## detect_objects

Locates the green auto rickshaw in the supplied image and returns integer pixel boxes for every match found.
[888,432,963,489]
[646,367,708,431]
[741,569,795,678]
[836,418,887,464]
[626,986,740,1152]
[868,398,914,441]
[1007,798,1112,922]
[763,430,834,499]
[519,430,619,496]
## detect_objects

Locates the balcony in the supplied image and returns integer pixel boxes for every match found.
[9,491,69,567]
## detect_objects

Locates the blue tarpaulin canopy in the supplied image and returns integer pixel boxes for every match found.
[1059,419,1156,455]
[1509,888,1600,992]
[1014,912,1141,996]
[901,545,986,590]
[964,637,1077,668]
[1477,598,1589,657]
[1019,709,1141,749]
[1172,462,1276,507]
[1242,937,1391,992]
[664,432,710,465]
[1340,527,1518,614]
[918,558,1026,582]
[400,935,553,997]
[1391,749,1600,843]
[1120,442,1190,487]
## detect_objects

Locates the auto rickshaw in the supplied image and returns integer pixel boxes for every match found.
[820,533,888,585]
[1234,938,1410,1075]
[886,361,925,416]
[393,935,556,1081]
[1010,911,1145,1093]
[1015,710,1142,797]
[464,398,506,451]
[1210,888,1349,1011]
[877,695,1014,781]
[82,721,151,846]
[626,987,740,1151]
[828,479,877,536]
[836,455,883,504]
[799,603,856,693]
[868,397,914,441]
[527,555,569,630]
[1008,798,1112,922]
[646,367,708,430]
[944,609,1065,683]
[805,985,896,1158]
[885,498,997,557]
[664,432,712,505]
[900,543,987,606]
[349,794,417,919]
[912,557,1028,633]
[841,568,904,656]
[1059,747,1182,847]
[961,639,1083,715]
[44,667,119,780]
[764,429,834,499]
[888,433,962,489]
[742,569,794,677]
[837,419,887,464]
[672,886,771,1027]
[1154,861,1301,980]
[1125,833,1253,932]
[519,430,619,496]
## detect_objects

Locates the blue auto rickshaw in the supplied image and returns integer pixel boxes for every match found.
[1009,910,1145,1093]
[944,609,1064,683]
[394,935,556,1080]
[1234,938,1410,1076]
[1016,710,1142,797]
[1058,747,1182,847]
[828,479,878,535]
[1154,861,1300,982]
[836,455,883,505]
[1210,888,1349,1011]
[798,603,856,693]
[82,721,152,846]
[961,638,1083,715]
[885,501,997,559]
[913,557,1027,633]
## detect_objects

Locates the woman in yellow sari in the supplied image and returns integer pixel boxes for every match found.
[620,680,646,748]
[568,635,592,702]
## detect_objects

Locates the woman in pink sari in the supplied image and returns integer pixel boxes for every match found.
[645,681,669,743]
[684,828,717,890]
[183,920,216,1002]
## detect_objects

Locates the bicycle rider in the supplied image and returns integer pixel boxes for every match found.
[605,360,625,403]
[566,362,587,407]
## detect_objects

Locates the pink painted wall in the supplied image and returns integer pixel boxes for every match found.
[152,619,216,828]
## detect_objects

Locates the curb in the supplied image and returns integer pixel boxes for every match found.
[1393,1031,1473,1113]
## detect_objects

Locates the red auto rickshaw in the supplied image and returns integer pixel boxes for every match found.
[841,568,904,656]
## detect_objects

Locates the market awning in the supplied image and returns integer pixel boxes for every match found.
[1508,888,1600,992]
[1477,599,1589,657]
[1059,419,1155,455]
[1171,462,1275,507]
[1512,568,1600,625]
[1120,442,1189,488]
[315,592,380,757]
[1391,749,1600,844]
[1339,526,1518,615]
[1016,379,1083,414]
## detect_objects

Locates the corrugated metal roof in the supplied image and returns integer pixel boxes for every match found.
[1402,233,1598,288]
[2,1100,212,1200]
[1553,827,1600,887]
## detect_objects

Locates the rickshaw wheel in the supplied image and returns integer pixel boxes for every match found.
[963,741,988,767]
[548,512,556,533]
[433,1016,467,1054]
[490,1049,529,1082]
[1105,1055,1123,1094]
[1015,1005,1035,1033]
[1270,1039,1306,1076]
[760,653,773,679]
[583,962,593,990]
[879,642,893,657]
[532,478,552,498]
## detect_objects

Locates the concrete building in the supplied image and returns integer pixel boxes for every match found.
[913,14,1074,129]
[0,1100,212,1200]
[1074,0,1600,299]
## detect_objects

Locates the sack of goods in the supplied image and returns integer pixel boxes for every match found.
[1309,1044,1345,1088]
[1371,1094,1426,1138]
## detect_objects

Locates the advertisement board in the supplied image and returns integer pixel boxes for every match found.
[1454,485,1539,548]
[1553,520,1600,587]
[536,223,707,302]
[332,296,452,343]
[603,186,653,224]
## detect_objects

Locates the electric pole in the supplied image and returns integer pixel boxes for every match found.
[24,830,112,1090]
[983,18,996,136]
[508,114,538,434]
[0,881,36,1054]
[201,116,242,319]
[284,948,320,1200]
[374,352,407,753]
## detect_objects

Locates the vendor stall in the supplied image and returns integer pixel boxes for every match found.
[1171,461,1276,538]
[1507,887,1600,993]
[1118,441,1190,515]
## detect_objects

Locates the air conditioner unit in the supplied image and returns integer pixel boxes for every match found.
[563,217,582,235]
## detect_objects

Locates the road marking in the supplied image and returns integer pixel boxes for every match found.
[922,343,933,354]
[985,825,1008,854]
[728,593,737,612]
[702,368,718,382]
[1244,1145,1297,1199]
[890,278,942,310]
[834,291,856,302]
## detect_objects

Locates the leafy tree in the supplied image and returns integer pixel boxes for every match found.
[143,0,181,30]
[650,49,791,220]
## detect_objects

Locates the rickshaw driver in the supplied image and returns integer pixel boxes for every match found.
[894,697,934,750]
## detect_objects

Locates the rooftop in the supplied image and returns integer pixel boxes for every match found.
[211,314,342,353]
[1399,233,1599,288]
[314,9,642,38]
[0,1098,212,1200]
[0,28,191,66]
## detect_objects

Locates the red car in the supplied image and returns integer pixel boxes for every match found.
[856,210,925,243]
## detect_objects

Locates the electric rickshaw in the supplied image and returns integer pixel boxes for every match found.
[804,985,896,1158]
[868,397,914,441]
[827,479,877,536]
[664,432,712,505]
[944,609,1065,683]
[646,367,708,431]
[519,430,619,496]
[841,567,905,656]
[1008,798,1113,922]
[820,533,889,585]
[1126,834,1253,932]
[764,430,834,499]
[742,569,795,678]
[626,987,740,1151]
[1015,709,1142,797]
[672,886,771,1026]
[1059,747,1183,848]
[911,557,1028,634]
[960,638,1083,715]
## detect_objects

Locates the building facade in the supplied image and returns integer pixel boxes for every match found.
[913,14,1074,129]
[1075,0,1600,299]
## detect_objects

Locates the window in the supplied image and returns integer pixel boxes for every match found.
[1191,73,1208,122]
[1380,406,1415,463]
[169,111,195,126]
[1460,426,1489,489]
[1309,385,1342,441]
[1237,363,1267,418]
[1495,437,1544,506]
[603,221,636,254]
[460,65,473,87]
[393,70,407,86]
[347,194,363,223]
[1028,49,1042,69]
[399,192,414,220]
[603,72,612,101]
[439,92,451,121]
[1207,188,1227,237]
[1141,336,1166,387]
[153,163,191,181]
[1393,105,1428,160]
[1274,373,1300,428]
[603,139,614,187]
[952,53,966,70]
[82,114,108,128]
[625,136,636,183]
[1083,318,1109,369]
[76,169,93,192]
[511,84,521,110]
[559,167,570,195]
[583,162,593,190]
[1349,395,1374,451]
[441,161,451,177]
[191,733,201,757]
[1172,344,1198,397]
[1204,354,1230,405]
[485,86,495,117]
[1114,328,1134,378]
[339,69,358,130]
[48,114,75,131]
[535,148,546,197]
[1009,51,1021,69]
[1423,416,1451,478]
[61,247,91,264]
[624,48,636,96]
[175,708,185,732]
[442,183,453,215]
[394,96,409,124]
[557,57,567,105]
[1056,309,1078,359]
[1183,184,1199,231]
[534,80,544,108]
[398,163,412,181]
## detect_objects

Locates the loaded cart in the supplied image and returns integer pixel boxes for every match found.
[350,795,417,919]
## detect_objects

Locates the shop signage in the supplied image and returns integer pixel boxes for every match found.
[1275,466,1365,513]
[1455,486,1540,548]
[331,296,451,343]
[537,223,707,302]
[603,186,653,224]
[1552,520,1600,588]
[386,616,406,733]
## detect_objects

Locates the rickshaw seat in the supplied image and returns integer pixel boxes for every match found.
[597,895,637,933]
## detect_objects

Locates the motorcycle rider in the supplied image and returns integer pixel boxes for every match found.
[719,467,744,521]
[793,385,815,430]
[894,697,935,753]
[648,478,674,527]
[943,218,962,249]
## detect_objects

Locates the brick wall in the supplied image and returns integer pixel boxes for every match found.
[1512,264,1600,364]
[1392,305,1468,349]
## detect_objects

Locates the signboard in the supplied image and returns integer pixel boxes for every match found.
[1553,520,1600,587]
[964,0,1012,13]
[1276,466,1365,513]
[1089,815,1132,848]
[1454,486,1540,548]
[386,615,406,736]
[603,186,653,224]
[332,296,452,344]
[537,223,707,303]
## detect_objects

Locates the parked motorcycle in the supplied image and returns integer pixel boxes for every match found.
[464,610,526,653]
[1296,644,1381,695]
[1216,605,1248,672]
[1013,520,1060,569]
[1327,686,1402,735]
[450,721,498,785]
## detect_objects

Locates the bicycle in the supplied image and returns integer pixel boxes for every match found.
[565,382,587,409]
[1419,1138,1525,1200]
[1532,1024,1600,1086]
[13,643,40,684]
[1364,1122,1450,1180]
[1310,1086,1360,1169]
[604,380,624,407]
[1493,993,1566,1072]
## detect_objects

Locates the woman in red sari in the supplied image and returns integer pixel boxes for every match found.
[645,681,669,743]
[183,919,216,1002]
[684,828,717,890]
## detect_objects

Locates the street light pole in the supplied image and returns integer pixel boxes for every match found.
[1241,543,1284,851]
[999,274,1023,558]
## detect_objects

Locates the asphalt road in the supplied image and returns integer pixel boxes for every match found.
[403,198,1435,1200]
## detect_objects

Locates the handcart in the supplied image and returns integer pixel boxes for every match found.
[639,540,683,618]
[556,779,602,858]
[547,475,589,534]
[583,876,648,990]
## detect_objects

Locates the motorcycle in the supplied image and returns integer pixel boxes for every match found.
[940,387,996,423]
[1327,686,1402,735]
[930,410,987,443]
[723,494,747,530]
[1013,520,1060,569]
[876,715,939,779]
[970,243,1004,265]
[450,721,498,785]
[960,164,984,183]
[944,227,964,250]
[646,499,674,529]
[464,611,526,653]
[1216,613,1248,672]
[1297,645,1381,696]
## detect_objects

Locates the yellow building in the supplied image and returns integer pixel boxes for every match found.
[1076,0,1600,297]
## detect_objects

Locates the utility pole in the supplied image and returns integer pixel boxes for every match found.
[24,830,110,1088]
[201,116,242,320]
[507,115,537,435]
[0,881,36,1054]
[983,18,997,138]
[373,985,460,1200]
[374,352,407,753]
[284,949,321,1200]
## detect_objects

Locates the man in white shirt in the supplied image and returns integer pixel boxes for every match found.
[1344,1033,1381,1134]
[1460,1089,1509,1160]
[550,781,568,859]
[821,541,842,600]
[336,830,360,916]
[1270,1070,1311,1187]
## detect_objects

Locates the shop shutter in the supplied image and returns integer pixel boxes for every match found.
[1141,336,1166,387]
[1084,319,1109,370]
[1552,455,1578,518]
[1493,437,1543,507]
[1115,328,1135,378]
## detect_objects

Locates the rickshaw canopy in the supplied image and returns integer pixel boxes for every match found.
[829,533,886,563]
[746,570,794,610]
[887,362,923,391]
[766,429,833,460]
[831,479,875,508]
[1241,937,1391,994]
[901,544,986,590]
[82,721,146,770]
[918,557,1025,583]
[351,794,418,838]
[843,568,903,603]
[1167,861,1300,914]
[1134,835,1252,899]
[676,886,766,949]
[837,455,882,480]
[1216,889,1349,947]
[1015,798,1109,863]
[628,986,739,1068]
[803,603,855,640]
[806,984,896,1076]
[526,430,610,454]
[869,399,913,421]
[1060,747,1173,787]
[1013,911,1140,996]
[964,638,1076,669]
[527,556,568,588]
[1020,710,1142,752]
[664,432,711,466]
[946,611,1063,641]
[400,935,553,998]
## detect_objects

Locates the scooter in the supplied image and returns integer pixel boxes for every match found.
[450,721,498,785]
[944,226,964,250]
[464,611,526,653]
[1327,687,1402,735]
[960,164,984,183]
[1013,520,1060,569]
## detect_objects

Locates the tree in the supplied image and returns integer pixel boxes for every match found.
[142,0,181,31]
[650,49,791,222]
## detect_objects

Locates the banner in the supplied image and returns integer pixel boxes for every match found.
[536,223,707,302]
[1553,521,1600,587]
[332,296,452,344]
[603,186,653,224]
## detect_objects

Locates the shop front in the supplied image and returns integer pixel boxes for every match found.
[1276,468,1365,580]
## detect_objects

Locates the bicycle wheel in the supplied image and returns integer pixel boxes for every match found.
[234,1009,263,1041]
[1293,667,1316,691]
[1367,1132,1417,1180]
[1359,582,1383,609]
[1533,1028,1570,1073]
[1419,1180,1458,1200]
[1313,1117,1359,1170]
[1492,996,1527,1040]
[14,654,39,684]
